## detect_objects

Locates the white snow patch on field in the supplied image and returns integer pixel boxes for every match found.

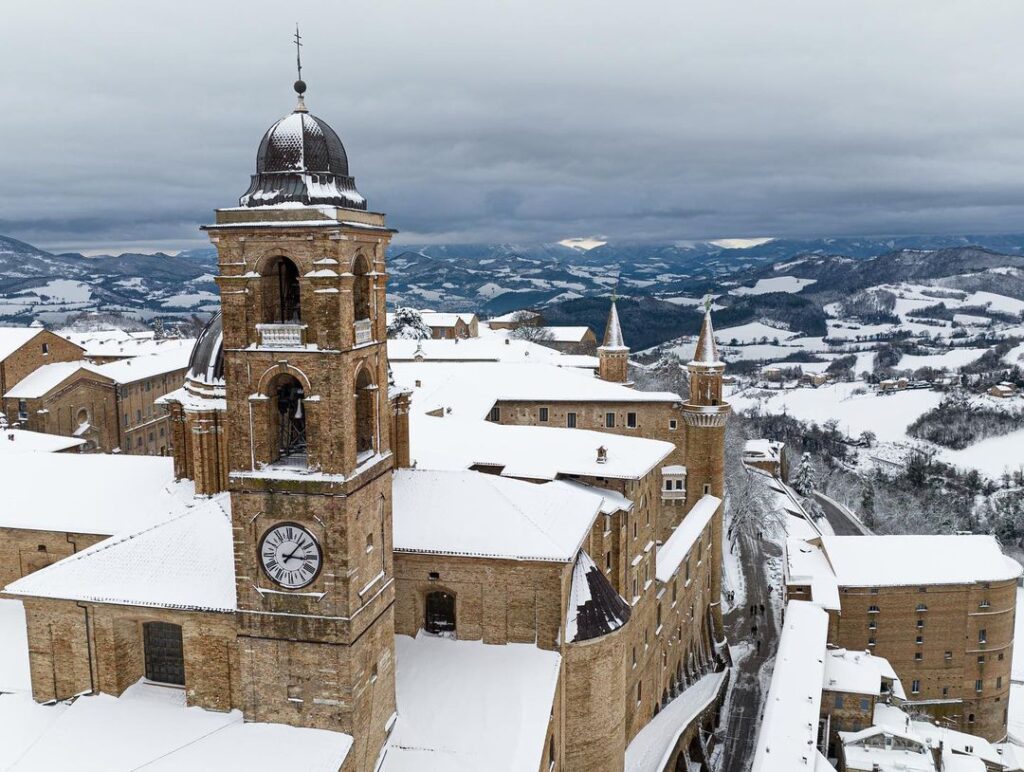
[716,321,799,344]
[731,276,817,295]
[18,279,92,303]
[160,291,218,308]
[898,348,988,371]
[937,429,1024,479]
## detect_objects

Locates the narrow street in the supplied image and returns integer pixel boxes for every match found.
[716,534,781,772]
[812,491,870,536]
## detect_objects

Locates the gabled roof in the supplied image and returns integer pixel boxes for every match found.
[4,361,109,399]
[5,495,235,612]
[0,327,45,361]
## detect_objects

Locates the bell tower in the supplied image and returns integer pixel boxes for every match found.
[597,297,630,383]
[682,300,730,632]
[205,73,396,769]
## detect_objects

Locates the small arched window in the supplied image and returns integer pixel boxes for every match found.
[355,367,377,459]
[268,373,306,465]
[352,254,372,322]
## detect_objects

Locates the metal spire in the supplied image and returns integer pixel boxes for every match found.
[293,24,308,112]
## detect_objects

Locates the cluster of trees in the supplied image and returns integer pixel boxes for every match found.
[907,392,1024,449]
[836,288,899,325]
[387,307,432,340]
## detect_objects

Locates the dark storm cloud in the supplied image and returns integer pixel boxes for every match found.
[4,0,1024,252]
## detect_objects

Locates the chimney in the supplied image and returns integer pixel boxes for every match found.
[596,446,607,464]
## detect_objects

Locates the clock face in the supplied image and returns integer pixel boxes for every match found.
[258,522,323,589]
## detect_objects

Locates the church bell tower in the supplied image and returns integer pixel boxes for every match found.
[682,302,730,632]
[204,70,396,768]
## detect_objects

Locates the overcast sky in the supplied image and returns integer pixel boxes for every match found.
[5,1,1024,253]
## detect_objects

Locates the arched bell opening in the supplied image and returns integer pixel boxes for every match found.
[355,366,378,461]
[262,256,302,324]
[268,373,307,466]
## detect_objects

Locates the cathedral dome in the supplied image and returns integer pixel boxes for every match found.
[187,312,224,386]
[239,89,366,210]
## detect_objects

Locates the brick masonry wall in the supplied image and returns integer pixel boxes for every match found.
[831,580,1016,740]
[0,528,106,586]
[0,331,84,397]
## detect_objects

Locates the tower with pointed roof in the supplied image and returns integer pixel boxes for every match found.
[597,297,629,383]
[203,62,397,766]
[682,301,730,631]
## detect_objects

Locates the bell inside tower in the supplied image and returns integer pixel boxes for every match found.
[263,256,302,323]
[270,374,307,465]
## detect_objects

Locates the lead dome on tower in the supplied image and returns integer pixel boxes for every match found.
[238,84,367,210]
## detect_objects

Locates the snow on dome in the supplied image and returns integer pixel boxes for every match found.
[187,311,224,386]
[565,550,631,643]
[239,102,366,209]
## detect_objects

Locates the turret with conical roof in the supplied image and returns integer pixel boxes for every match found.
[682,298,730,634]
[597,298,630,383]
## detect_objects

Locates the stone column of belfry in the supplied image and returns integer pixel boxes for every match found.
[682,305,730,636]
[597,298,630,383]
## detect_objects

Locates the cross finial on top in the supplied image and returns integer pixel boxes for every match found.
[294,24,303,83]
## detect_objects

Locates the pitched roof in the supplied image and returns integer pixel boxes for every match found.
[5,495,235,612]
[566,550,631,642]
[393,469,599,562]
[0,327,43,361]
[689,310,723,367]
[600,300,627,350]
[655,495,721,583]
[4,361,109,399]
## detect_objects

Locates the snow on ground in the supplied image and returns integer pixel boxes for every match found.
[160,291,219,308]
[937,429,1024,479]
[716,322,799,345]
[730,276,817,296]
[0,600,31,693]
[18,279,93,303]
[967,291,1024,316]
[1005,343,1024,366]
[898,348,988,371]
[732,382,944,443]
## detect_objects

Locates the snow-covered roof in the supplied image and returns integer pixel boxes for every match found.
[94,346,191,384]
[542,325,593,343]
[393,469,599,562]
[393,361,678,422]
[823,648,905,700]
[743,439,782,460]
[58,330,194,361]
[0,682,351,771]
[0,453,190,535]
[420,311,477,327]
[655,495,720,583]
[0,428,85,454]
[382,634,561,772]
[785,538,841,611]
[689,310,723,367]
[0,327,47,361]
[625,670,728,772]
[4,361,109,398]
[408,414,674,481]
[550,478,634,514]
[751,601,829,772]
[838,725,933,772]
[6,495,236,612]
[819,534,1021,587]
[600,301,627,350]
[565,550,631,642]
[388,337,597,366]
[487,310,539,323]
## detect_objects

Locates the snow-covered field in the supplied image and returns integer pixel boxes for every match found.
[937,430,1024,479]
[730,276,817,296]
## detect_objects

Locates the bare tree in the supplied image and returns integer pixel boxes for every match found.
[509,310,554,343]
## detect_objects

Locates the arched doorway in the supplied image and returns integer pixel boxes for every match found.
[262,256,302,323]
[143,621,185,686]
[355,367,377,460]
[425,591,456,636]
[270,374,306,465]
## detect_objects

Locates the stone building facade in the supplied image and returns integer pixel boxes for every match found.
[0,328,85,397]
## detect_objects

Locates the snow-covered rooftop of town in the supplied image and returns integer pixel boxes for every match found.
[0,327,50,361]
[0,683,352,771]
[4,360,107,398]
[393,469,600,562]
[785,537,841,610]
[381,633,561,772]
[58,328,195,361]
[751,600,830,772]
[823,648,905,700]
[655,495,720,583]
[819,534,1021,587]
[624,670,728,772]
[0,454,192,535]
[540,325,592,342]
[407,412,673,481]
[6,495,236,612]
[0,427,85,454]
[387,336,597,367]
[93,345,191,383]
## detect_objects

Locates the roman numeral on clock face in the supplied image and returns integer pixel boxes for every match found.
[260,523,322,589]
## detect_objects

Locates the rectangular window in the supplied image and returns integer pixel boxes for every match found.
[136,409,141,422]
[636,682,642,705]
[664,480,672,491]
[488,406,501,422]
[605,551,611,570]
[567,412,577,428]
[603,514,612,534]
[703,484,710,495]
[627,412,637,428]
[538,407,549,422]
[859,698,870,711]
[979,629,987,644]
[675,479,683,490]
[911,679,920,694]
[124,413,129,427]
[669,419,678,430]
[605,412,615,428]
[976,679,983,693]
[834,694,844,709]
[18,400,28,419]
[997,676,1003,688]
[914,652,923,661]
[41,342,48,355]
[915,635,923,645]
